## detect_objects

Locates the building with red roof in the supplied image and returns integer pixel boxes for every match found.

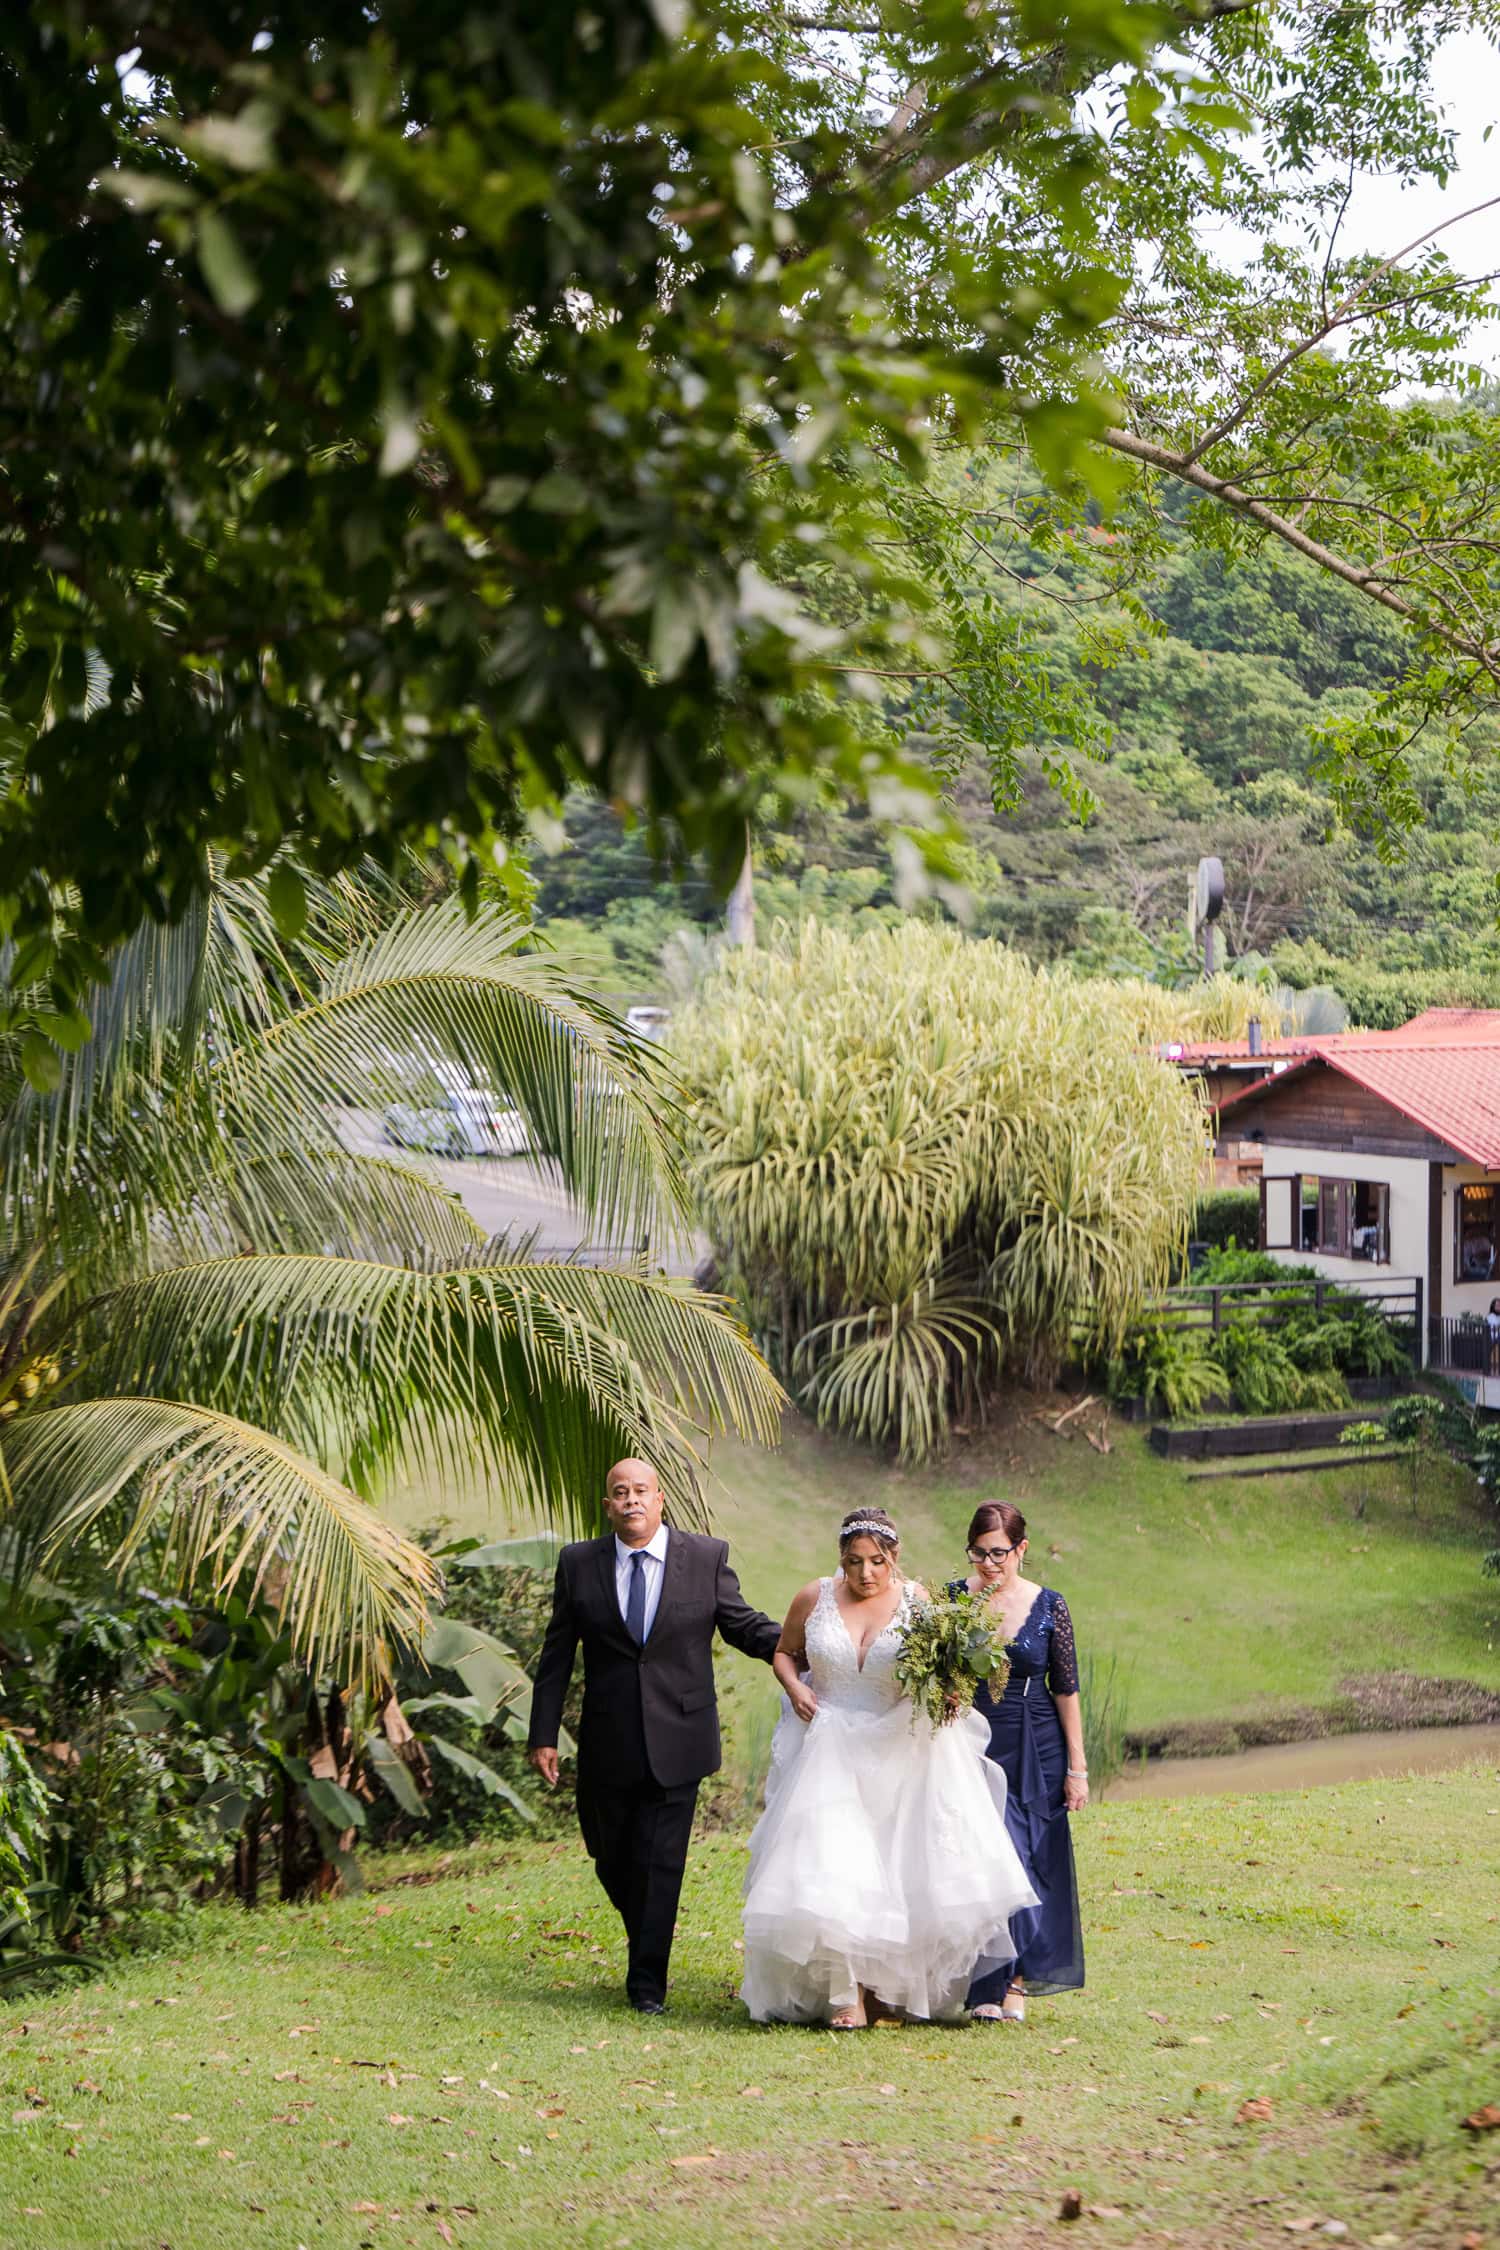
[1176,1007,1500,1383]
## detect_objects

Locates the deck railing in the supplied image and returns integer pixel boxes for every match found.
[1150,1274,1423,1350]
[1427,1316,1500,1377]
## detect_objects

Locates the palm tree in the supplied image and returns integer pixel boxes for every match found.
[0,872,782,1687]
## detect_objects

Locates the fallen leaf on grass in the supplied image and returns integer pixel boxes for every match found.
[436,2226,455,2246]
[739,2087,763,2100]
[1460,2104,1500,2132]
[388,2113,414,2126]
[351,2205,384,2216]
[669,2151,720,2169]
[1237,2098,1274,2124]
[876,2084,897,2097]
[1091,2207,1125,2221]
[536,2107,566,2120]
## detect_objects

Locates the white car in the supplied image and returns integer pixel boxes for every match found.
[383,1086,531,1159]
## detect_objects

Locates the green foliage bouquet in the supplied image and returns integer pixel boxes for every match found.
[894,1591,1008,1730]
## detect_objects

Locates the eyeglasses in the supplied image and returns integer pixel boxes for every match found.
[968,1542,1017,1563]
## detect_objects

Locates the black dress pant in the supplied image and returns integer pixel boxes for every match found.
[576,1764,699,2006]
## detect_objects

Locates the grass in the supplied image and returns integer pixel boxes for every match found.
[394,1405,1500,1747]
[4,1767,1498,2249]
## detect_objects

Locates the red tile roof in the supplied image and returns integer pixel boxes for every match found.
[1162,1035,1318,1064]
[1216,1026,1500,1168]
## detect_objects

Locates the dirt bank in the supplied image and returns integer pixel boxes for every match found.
[1124,1670,1500,1761]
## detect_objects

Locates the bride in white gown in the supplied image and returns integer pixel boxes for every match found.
[741,1508,1038,2027]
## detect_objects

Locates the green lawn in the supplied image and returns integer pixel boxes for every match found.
[393,1407,1500,1747]
[5,1767,1498,2250]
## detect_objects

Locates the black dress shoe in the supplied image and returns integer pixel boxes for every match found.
[630,1998,666,2015]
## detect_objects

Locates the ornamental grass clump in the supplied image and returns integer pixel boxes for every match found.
[677,922,1206,1457]
[893,1590,1008,1729]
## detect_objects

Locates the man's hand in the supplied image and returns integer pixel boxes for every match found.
[528,1745,559,1787]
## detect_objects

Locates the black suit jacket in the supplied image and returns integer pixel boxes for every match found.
[527,1529,780,1790]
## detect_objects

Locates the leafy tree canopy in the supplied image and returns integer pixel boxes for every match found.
[4,0,1499,1018]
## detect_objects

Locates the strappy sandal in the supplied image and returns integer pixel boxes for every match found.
[1000,1983,1026,2024]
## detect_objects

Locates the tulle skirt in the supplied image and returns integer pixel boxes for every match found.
[740,1693,1039,2023]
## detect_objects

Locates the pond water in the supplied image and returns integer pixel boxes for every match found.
[1104,1720,1500,1800]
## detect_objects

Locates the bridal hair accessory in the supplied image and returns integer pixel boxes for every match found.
[840,1518,898,1540]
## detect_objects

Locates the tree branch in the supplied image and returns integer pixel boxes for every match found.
[1097,424,1500,681]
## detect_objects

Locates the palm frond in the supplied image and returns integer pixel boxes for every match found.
[222,901,691,1248]
[78,1251,785,1530]
[2,1397,439,1687]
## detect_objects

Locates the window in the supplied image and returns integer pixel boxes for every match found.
[1261,1174,1389,1262]
[1456,1182,1500,1283]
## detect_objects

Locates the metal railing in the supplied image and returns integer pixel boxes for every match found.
[1428,1316,1500,1377]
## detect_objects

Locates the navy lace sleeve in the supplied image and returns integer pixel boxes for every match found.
[1047,1591,1080,1697]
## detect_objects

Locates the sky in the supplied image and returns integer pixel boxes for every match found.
[1309,26,1500,367]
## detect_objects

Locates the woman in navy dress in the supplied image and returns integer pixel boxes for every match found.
[952,1501,1086,2022]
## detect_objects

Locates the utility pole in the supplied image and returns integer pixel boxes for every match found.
[1190,854,1225,978]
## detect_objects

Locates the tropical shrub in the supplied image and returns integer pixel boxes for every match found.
[1191,1190,1262,1253]
[383,1530,585,1844]
[1106,1323,1225,1420]
[1210,1322,1350,1417]
[0,1725,47,1934]
[1105,975,1270,1046]
[1192,1246,1315,1289]
[678,924,1206,1456]
[0,1577,253,1969]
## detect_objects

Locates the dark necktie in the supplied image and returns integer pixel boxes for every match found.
[626,1549,649,1645]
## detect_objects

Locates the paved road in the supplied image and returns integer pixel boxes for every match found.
[337,1109,705,1275]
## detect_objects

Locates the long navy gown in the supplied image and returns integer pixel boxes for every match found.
[951,1582,1085,2001]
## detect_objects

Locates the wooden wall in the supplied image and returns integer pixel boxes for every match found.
[1225,1064,1460,1162]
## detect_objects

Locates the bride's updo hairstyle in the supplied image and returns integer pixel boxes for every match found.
[967,1500,1026,1549]
[838,1507,900,1557]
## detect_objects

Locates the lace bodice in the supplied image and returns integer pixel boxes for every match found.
[804,1576,912,1715]
[946,1583,1079,1698]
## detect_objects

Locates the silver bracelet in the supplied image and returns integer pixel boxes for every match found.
[1067,1767,1088,1778]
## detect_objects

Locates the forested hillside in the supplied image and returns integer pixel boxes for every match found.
[533,458,1500,1027]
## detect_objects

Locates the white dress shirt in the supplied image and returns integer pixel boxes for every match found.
[614,1523,669,1639]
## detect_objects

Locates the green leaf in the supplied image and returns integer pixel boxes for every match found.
[402,1691,490,1724]
[365,1738,427,1819]
[422,1618,529,1719]
[425,1734,534,1819]
[20,1033,62,1095]
[196,210,259,317]
[98,167,198,213]
[304,1776,367,1831]
[266,862,307,939]
[452,1533,566,1571]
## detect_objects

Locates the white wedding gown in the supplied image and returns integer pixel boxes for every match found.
[741,1576,1039,2022]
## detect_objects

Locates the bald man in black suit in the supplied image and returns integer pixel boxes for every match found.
[528,1458,780,2013]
